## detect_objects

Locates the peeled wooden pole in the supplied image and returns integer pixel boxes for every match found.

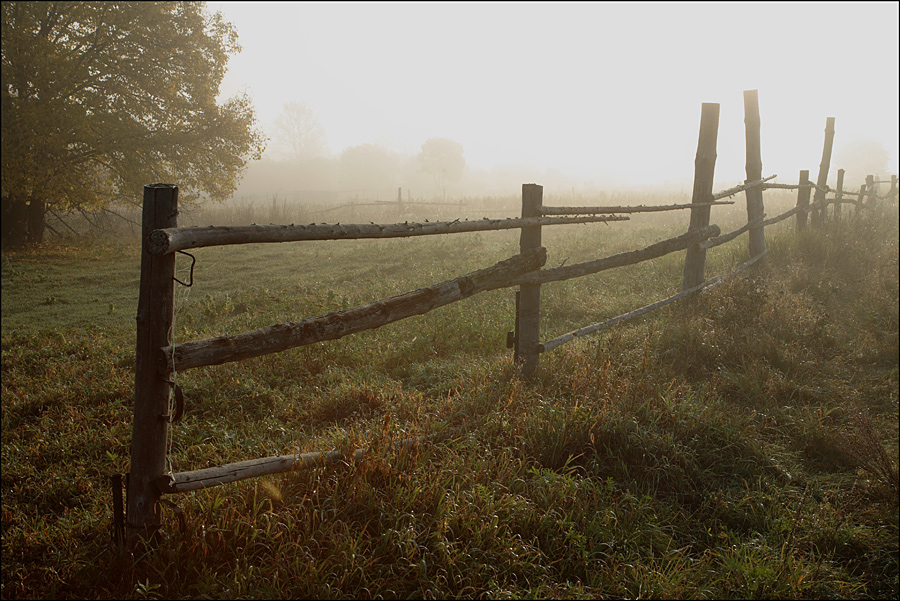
[538,200,733,216]
[128,184,178,545]
[682,103,720,291]
[147,215,625,255]
[161,247,546,374]
[743,90,766,265]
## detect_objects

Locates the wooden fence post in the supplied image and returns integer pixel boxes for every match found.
[796,170,811,231]
[128,183,178,545]
[681,102,720,291]
[865,175,876,210]
[854,184,866,219]
[518,183,543,378]
[811,117,835,228]
[834,169,845,221]
[743,90,766,266]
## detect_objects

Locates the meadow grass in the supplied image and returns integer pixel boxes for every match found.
[2,195,897,599]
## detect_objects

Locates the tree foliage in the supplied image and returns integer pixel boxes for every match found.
[271,101,328,162]
[417,137,465,199]
[1,1,266,246]
[339,143,398,192]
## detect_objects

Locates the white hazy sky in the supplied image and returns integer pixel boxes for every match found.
[208,1,899,188]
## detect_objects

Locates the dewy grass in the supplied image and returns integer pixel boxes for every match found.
[2,199,897,599]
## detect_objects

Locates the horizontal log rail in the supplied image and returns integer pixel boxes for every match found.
[157,424,471,494]
[538,201,733,216]
[160,247,547,374]
[510,224,720,287]
[148,215,628,255]
[157,450,365,494]
[538,176,775,217]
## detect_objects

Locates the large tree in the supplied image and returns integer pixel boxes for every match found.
[417,137,465,200]
[1,1,266,247]
[271,101,327,162]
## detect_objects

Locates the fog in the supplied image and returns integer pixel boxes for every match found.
[208,1,899,201]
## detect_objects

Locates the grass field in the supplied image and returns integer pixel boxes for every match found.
[2,194,897,599]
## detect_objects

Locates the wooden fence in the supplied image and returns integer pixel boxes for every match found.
[120,89,898,545]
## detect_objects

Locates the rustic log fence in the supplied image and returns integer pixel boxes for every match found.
[119,89,896,545]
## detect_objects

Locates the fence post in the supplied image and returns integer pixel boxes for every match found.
[681,102,720,291]
[517,183,543,378]
[811,117,835,228]
[834,169,845,221]
[128,184,178,546]
[796,170,811,231]
[743,90,766,266]
[854,184,866,219]
[865,175,876,210]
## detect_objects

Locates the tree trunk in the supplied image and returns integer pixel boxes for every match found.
[1,195,29,248]
[26,197,45,245]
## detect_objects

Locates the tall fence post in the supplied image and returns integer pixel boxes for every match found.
[834,169,845,221]
[682,102,720,291]
[128,183,178,545]
[743,90,766,266]
[517,183,543,378]
[811,117,835,228]
[796,170,811,231]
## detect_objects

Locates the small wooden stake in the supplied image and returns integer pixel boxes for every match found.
[682,103,720,291]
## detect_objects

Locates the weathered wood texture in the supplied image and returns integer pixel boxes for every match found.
[537,200,733,216]
[517,184,543,378]
[157,450,366,494]
[512,224,720,287]
[148,215,626,255]
[682,103,720,291]
[128,184,178,542]
[811,117,835,227]
[743,90,766,264]
[158,425,469,494]
[161,248,547,373]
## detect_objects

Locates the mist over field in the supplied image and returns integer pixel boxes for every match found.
[208,1,899,205]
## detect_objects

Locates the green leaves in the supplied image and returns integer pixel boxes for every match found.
[1,1,266,245]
